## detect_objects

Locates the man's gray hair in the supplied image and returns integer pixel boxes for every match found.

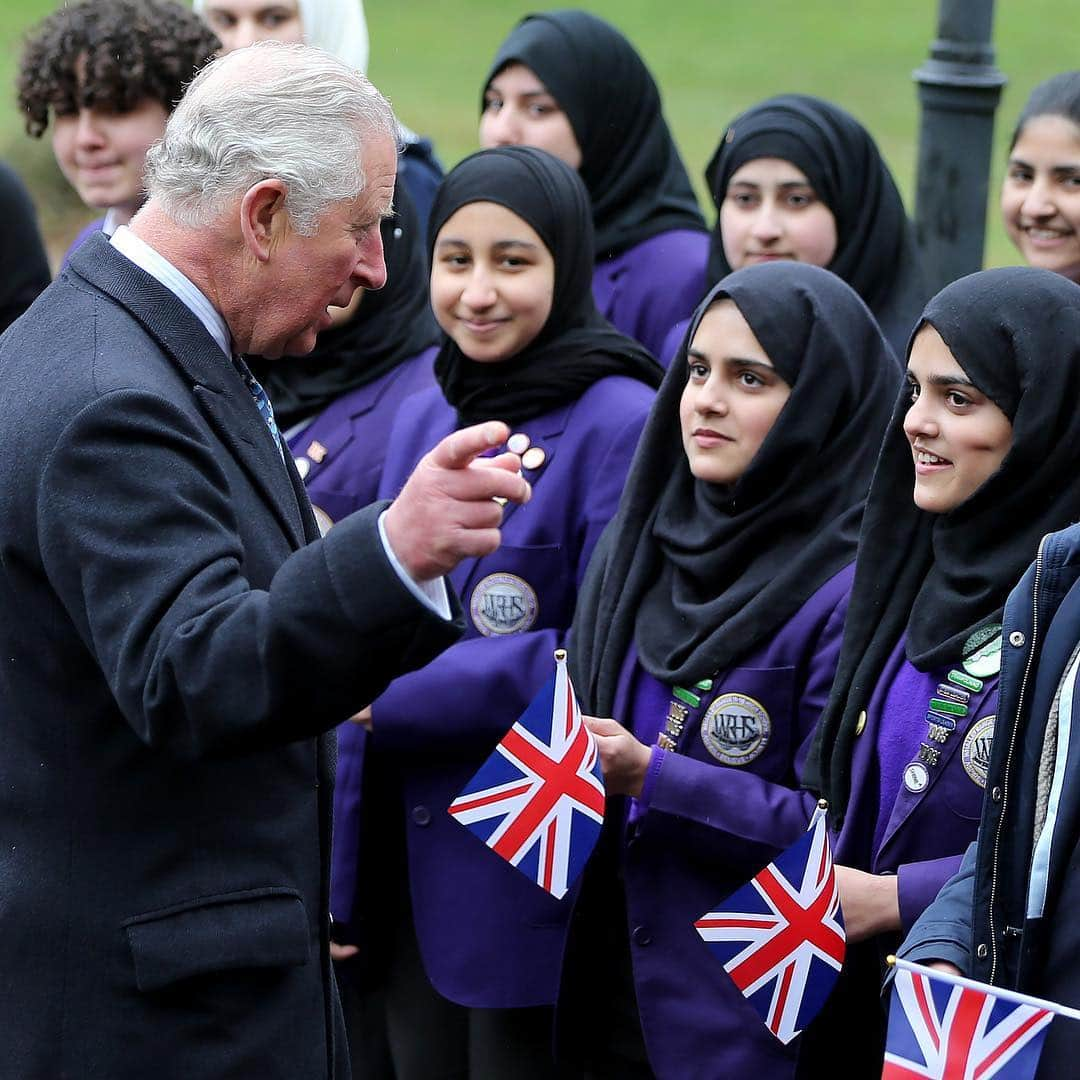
[145,41,396,235]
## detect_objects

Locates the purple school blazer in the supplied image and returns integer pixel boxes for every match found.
[592,229,708,361]
[833,640,1000,930]
[284,347,437,523]
[331,374,655,1009]
[557,565,853,1080]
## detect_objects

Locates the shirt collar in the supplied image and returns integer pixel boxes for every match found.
[110,225,232,358]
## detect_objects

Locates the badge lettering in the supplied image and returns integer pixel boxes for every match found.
[470,573,539,637]
[700,693,771,766]
[962,715,995,789]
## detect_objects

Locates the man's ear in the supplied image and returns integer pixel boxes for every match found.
[240,179,289,263]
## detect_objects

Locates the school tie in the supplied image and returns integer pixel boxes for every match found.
[232,355,282,450]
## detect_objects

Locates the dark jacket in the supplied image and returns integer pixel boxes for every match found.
[899,523,1080,1077]
[0,235,461,1079]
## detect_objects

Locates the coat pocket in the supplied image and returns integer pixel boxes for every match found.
[123,886,310,992]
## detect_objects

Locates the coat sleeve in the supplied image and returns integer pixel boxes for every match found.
[895,840,977,975]
[37,389,462,759]
[371,403,650,756]
[640,583,848,860]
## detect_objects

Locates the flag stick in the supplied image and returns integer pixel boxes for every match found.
[887,955,1080,1023]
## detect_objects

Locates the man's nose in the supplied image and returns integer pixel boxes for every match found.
[352,228,387,291]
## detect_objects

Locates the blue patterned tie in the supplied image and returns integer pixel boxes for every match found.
[233,356,282,449]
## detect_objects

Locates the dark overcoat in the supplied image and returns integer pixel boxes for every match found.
[0,235,460,1079]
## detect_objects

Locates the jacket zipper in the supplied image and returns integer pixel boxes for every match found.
[988,533,1047,983]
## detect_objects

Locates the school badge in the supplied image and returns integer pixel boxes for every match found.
[470,572,539,636]
[962,715,995,788]
[700,692,771,766]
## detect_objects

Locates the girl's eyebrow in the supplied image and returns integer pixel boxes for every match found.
[926,373,978,389]
[687,348,774,371]
[492,240,541,252]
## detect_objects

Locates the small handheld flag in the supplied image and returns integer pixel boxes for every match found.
[448,650,605,899]
[883,958,1064,1080]
[694,803,845,1044]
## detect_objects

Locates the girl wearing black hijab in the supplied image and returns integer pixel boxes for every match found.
[332,146,660,1079]
[480,9,708,360]
[662,94,929,364]
[799,267,1080,1075]
[555,262,898,1079]
[1001,71,1080,284]
[250,180,439,523]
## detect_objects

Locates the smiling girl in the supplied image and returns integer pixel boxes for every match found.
[802,266,1080,1074]
[329,146,661,1079]
[17,0,218,259]
[556,262,898,1078]
[1000,72,1080,284]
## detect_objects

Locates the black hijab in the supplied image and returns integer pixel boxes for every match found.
[570,261,900,714]
[428,146,661,429]
[251,181,439,429]
[806,267,1080,823]
[704,94,929,358]
[483,10,706,260]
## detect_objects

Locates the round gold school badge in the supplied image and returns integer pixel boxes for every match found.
[470,572,539,636]
[700,693,771,766]
[961,715,995,788]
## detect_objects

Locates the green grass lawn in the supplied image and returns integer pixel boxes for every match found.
[1,0,1077,266]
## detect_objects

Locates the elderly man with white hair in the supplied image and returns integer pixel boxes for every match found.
[0,42,526,1080]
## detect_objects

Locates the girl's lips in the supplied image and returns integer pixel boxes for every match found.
[462,318,508,334]
[692,429,733,448]
[744,252,793,262]
[914,447,953,475]
[1022,226,1075,249]
[915,460,952,476]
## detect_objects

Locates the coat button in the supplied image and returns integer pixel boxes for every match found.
[991,786,1002,802]
[976,943,988,959]
[411,805,431,826]
[1009,631,1025,647]
[854,709,867,736]
[631,925,652,946]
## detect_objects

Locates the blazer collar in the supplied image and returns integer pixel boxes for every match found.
[69,235,309,548]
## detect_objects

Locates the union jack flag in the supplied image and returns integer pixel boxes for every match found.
[883,962,1054,1080]
[448,651,604,899]
[694,807,845,1044]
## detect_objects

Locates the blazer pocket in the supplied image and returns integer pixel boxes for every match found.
[465,542,570,636]
[123,886,310,992]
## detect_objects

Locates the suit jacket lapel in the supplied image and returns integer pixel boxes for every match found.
[71,237,308,549]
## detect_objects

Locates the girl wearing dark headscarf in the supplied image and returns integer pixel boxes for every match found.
[799,267,1080,1075]
[1001,72,1080,284]
[662,94,929,365]
[554,262,898,1079]
[331,146,660,1079]
[480,9,708,360]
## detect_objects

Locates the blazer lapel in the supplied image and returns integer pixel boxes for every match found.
[71,237,308,549]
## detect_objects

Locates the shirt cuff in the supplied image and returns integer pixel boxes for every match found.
[376,510,451,621]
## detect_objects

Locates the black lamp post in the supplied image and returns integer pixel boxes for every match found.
[913,0,1007,292]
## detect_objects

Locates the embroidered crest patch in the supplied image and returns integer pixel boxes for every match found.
[700,693,771,766]
[470,572,539,636]
[961,715,995,788]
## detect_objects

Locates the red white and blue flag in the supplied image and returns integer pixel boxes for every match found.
[883,961,1055,1080]
[448,651,604,899]
[694,807,845,1044]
